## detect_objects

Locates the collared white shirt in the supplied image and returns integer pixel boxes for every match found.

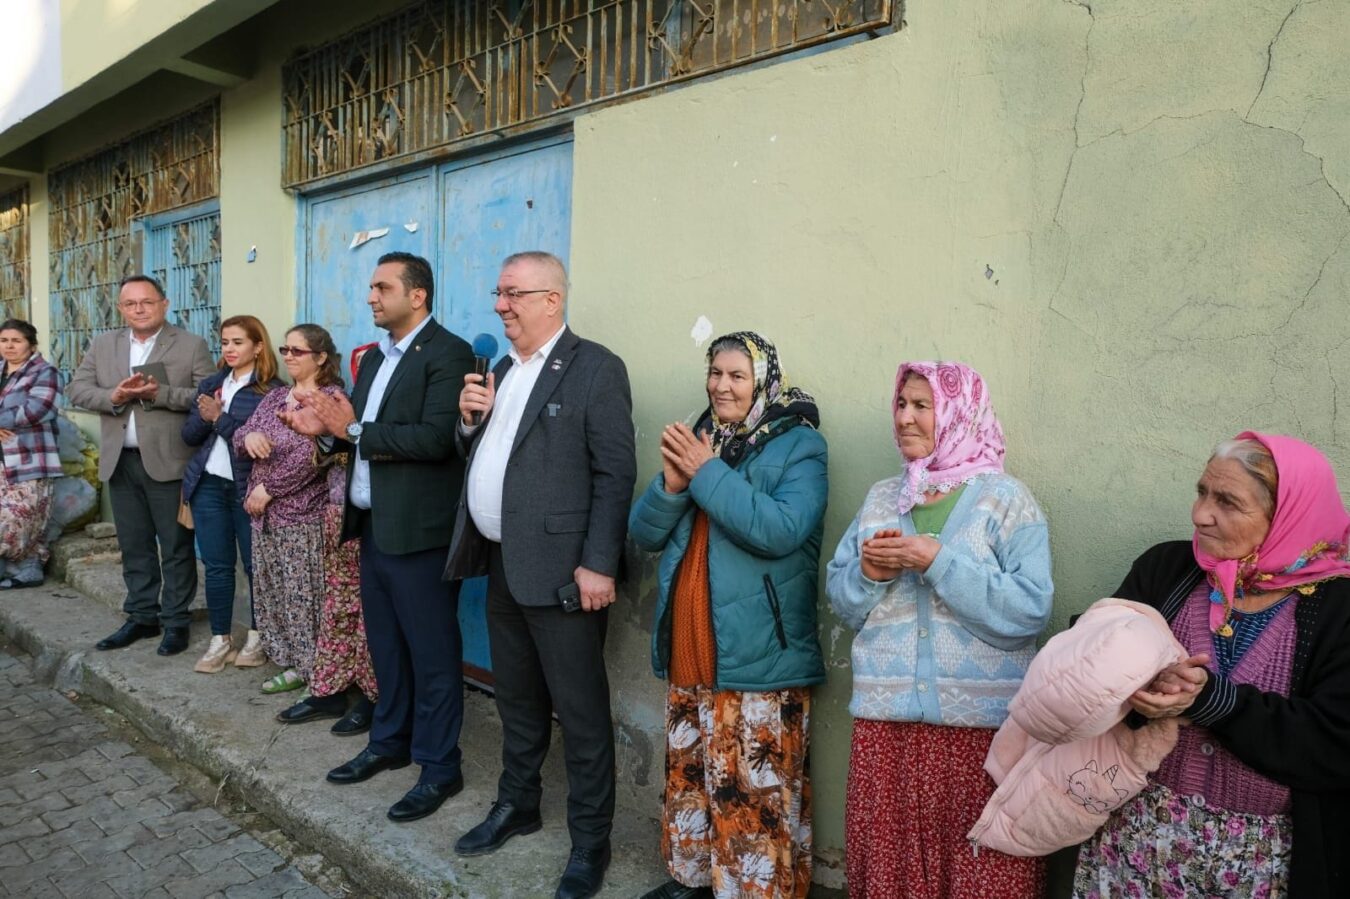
[466,324,567,542]
[348,315,434,510]
[204,369,251,480]
[123,328,162,449]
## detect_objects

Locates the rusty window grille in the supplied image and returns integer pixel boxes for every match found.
[48,103,220,382]
[0,187,29,322]
[282,0,895,187]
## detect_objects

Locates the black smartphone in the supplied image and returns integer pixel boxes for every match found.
[557,581,581,613]
[132,362,168,384]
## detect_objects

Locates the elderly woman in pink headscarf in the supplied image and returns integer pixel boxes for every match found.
[826,361,1053,899]
[1073,433,1350,899]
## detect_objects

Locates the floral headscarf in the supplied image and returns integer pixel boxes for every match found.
[893,361,1006,516]
[698,331,819,467]
[1194,431,1350,634]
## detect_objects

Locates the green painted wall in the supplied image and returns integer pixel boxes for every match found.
[569,0,1350,875]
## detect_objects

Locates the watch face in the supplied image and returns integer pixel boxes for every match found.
[346,422,361,437]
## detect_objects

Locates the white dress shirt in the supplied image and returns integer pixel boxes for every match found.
[348,315,434,510]
[204,369,250,479]
[123,328,161,449]
[466,324,567,542]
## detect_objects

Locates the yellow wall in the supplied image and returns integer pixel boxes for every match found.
[569,0,1350,868]
[59,0,217,89]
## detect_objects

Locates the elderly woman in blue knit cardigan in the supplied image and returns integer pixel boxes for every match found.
[827,361,1053,899]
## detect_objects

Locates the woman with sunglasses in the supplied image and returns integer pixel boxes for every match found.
[181,315,285,673]
[235,325,345,696]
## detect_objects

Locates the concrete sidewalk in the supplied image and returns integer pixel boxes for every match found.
[1,535,667,898]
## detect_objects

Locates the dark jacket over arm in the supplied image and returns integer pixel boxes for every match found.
[1115,539,1350,898]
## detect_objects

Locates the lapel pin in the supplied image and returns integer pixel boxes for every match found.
[414,345,422,352]
[550,359,563,371]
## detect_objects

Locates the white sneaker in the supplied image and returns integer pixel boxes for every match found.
[233,629,267,668]
[193,635,236,673]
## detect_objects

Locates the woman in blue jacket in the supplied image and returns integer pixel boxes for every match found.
[181,315,284,674]
[630,331,827,899]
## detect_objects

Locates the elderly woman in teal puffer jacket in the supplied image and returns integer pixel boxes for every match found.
[629,331,826,899]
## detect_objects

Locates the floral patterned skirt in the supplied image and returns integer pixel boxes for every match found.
[1073,782,1291,898]
[661,684,813,899]
[308,505,376,700]
[0,477,53,568]
[845,719,1044,899]
[252,519,324,679]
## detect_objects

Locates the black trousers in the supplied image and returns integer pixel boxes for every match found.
[486,542,614,849]
[359,516,463,784]
[109,449,197,628]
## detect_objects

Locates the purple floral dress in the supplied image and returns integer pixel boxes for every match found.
[234,386,343,678]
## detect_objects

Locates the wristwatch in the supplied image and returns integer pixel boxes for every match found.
[345,421,363,443]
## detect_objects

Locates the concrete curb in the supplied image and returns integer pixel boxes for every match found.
[2,544,666,898]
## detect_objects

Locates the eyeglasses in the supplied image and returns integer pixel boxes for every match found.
[118,300,164,310]
[490,288,552,301]
[277,346,316,357]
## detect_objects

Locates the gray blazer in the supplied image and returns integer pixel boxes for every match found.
[67,325,215,482]
[443,328,636,606]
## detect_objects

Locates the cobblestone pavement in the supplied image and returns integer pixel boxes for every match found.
[0,648,332,899]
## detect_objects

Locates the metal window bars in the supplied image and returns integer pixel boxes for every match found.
[282,0,894,187]
[0,187,29,323]
[47,103,220,382]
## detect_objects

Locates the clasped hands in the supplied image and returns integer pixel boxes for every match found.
[110,372,158,406]
[860,528,941,581]
[197,393,223,423]
[1128,653,1210,721]
[660,423,714,493]
[277,389,356,438]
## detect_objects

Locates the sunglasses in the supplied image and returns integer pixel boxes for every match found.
[277,346,316,357]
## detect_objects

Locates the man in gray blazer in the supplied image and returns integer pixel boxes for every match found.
[67,274,214,656]
[445,252,635,899]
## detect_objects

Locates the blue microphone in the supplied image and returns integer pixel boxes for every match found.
[470,333,499,426]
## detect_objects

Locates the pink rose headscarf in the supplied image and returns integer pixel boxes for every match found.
[893,361,1006,516]
[1194,431,1350,634]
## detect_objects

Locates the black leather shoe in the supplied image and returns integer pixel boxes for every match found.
[326,748,411,784]
[156,627,190,656]
[331,696,374,736]
[276,695,346,725]
[453,801,543,856]
[555,844,611,899]
[639,881,713,899]
[387,776,464,822]
[96,620,160,651]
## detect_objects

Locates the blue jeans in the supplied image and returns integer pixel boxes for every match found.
[190,474,254,636]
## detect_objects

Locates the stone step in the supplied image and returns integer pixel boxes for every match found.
[3,539,676,898]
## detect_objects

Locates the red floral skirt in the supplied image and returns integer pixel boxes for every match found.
[846,719,1045,899]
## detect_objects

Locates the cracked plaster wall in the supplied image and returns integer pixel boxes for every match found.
[569,0,1350,866]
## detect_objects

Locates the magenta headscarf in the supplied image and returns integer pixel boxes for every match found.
[1195,431,1350,634]
[893,361,1006,515]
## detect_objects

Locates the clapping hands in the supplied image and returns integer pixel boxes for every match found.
[659,423,715,493]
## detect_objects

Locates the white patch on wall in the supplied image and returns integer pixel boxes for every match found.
[349,227,389,250]
[404,222,419,233]
[690,315,714,347]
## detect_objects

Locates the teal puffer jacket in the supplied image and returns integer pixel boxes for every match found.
[629,425,828,692]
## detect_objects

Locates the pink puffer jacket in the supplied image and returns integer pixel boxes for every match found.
[967,598,1187,857]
